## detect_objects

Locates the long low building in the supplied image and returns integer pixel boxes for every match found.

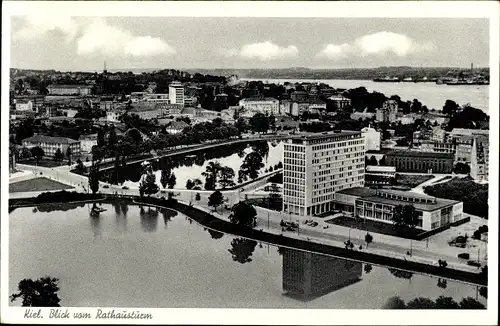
[334,187,464,231]
[22,134,81,158]
[385,150,454,173]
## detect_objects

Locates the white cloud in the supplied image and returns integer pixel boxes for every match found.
[226,41,298,61]
[76,19,175,57]
[14,14,79,42]
[317,32,434,61]
[14,16,175,58]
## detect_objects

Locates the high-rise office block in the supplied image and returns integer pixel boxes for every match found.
[169,81,185,106]
[282,131,365,217]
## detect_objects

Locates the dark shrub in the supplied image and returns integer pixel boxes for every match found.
[458,253,470,259]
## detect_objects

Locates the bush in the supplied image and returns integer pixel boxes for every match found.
[467,260,481,267]
[35,191,103,204]
[457,253,470,259]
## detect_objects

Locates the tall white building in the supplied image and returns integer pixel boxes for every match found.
[169,82,185,106]
[361,126,381,151]
[283,131,365,217]
[239,97,279,115]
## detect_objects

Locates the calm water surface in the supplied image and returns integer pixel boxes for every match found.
[244,78,489,113]
[9,203,485,308]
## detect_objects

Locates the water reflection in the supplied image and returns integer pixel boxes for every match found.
[207,229,224,239]
[160,208,178,228]
[228,238,258,263]
[139,205,159,233]
[281,248,362,301]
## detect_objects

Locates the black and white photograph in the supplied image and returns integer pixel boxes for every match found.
[1,1,498,325]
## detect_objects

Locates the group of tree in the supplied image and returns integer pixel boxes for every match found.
[185,178,203,190]
[383,296,485,309]
[452,162,471,174]
[139,167,160,197]
[248,112,275,134]
[228,238,258,264]
[10,276,61,307]
[159,164,177,190]
[423,177,488,218]
[445,104,489,131]
[201,161,237,190]
[391,204,420,231]
[239,152,264,182]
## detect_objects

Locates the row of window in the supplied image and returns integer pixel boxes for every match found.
[283,171,305,179]
[284,145,305,153]
[284,151,306,159]
[284,183,305,192]
[312,194,334,204]
[311,139,363,151]
[283,158,305,166]
[283,196,304,206]
[283,177,305,185]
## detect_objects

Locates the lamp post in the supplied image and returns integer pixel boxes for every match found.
[348,227,351,241]
[410,239,413,257]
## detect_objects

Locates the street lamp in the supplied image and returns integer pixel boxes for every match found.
[348,227,352,241]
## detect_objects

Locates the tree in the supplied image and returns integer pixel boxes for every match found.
[383,296,406,309]
[234,117,247,134]
[229,201,258,228]
[228,238,257,264]
[195,193,201,201]
[453,162,470,174]
[391,204,419,229]
[191,178,203,190]
[364,264,373,274]
[160,168,171,189]
[240,152,264,180]
[167,172,176,189]
[434,296,459,309]
[208,229,224,239]
[249,113,270,134]
[268,183,281,209]
[410,99,422,113]
[365,233,373,248]
[378,156,386,166]
[75,158,86,174]
[218,166,235,189]
[139,171,159,197]
[88,164,100,194]
[459,297,485,309]
[66,146,72,165]
[186,179,195,190]
[97,129,106,148]
[54,148,64,162]
[30,146,45,164]
[208,190,224,212]
[367,155,378,166]
[443,99,459,116]
[406,297,436,309]
[10,276,60,307]
[202,161,222,189]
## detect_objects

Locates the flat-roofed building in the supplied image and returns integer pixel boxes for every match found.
[47,84,93,96]
[239,97,279,116]
[169,82,185,106]
[361,126,381,151]
[385,150,454,173]
[376,100,398,123]
[283,131,365,217]
[22,134,81,158]
[334,187,464,231]
[328,95,351,109]
[79,134,98,153]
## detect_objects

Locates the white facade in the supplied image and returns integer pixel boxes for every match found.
[169,82,185,106]
[470,138,489,182]
[283,132,365,217]
[376,100,398,123]
[106,110,125,122]
[47,85,92,96]
[79,134,98,153]
[361,126,381,151]
[15,101,33,111]
[239,98,279,116]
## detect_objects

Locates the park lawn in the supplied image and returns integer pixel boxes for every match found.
[9,177,74,193]
[326,215,424,240]
[395,174,434,188]
[18,158,68,168]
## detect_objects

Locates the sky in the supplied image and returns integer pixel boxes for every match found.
[10,16,490,72]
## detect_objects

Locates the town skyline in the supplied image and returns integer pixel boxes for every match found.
[10,17,489,71]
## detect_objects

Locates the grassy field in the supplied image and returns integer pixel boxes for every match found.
[18,158,68,168]
[395,174,434,188]
[9,177,74,193]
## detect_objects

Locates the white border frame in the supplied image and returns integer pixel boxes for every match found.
[2,1,498,325]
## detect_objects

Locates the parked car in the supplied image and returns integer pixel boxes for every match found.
[122,186,129,190]
[103,185,110,189]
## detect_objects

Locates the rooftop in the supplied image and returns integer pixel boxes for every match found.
[361,190,459,212]
[48,84,93,89]
[366,165,397,173]
[23,134,79,144]
[336,187,378,197]
[290,131,362,142]
[450,128,489,136]
[240,97,278,102]
[386,150,454,159]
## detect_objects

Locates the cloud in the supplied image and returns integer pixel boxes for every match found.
[225,41,298,61]
[77,19,175,57]
[13,14,79,42]
[317,32,434,61]
[14,16,175,58]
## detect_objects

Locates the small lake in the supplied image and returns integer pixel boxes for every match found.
[9,203,486,308]
[102,140,283,190]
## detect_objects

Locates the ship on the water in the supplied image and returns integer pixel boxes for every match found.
[445,78,489,85]
[373,76,400,82]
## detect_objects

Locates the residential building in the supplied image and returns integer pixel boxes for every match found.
[350,111,375,121]
[157,103,183,116]
[470,137,489,182]
[79,134,98,153]
[361,126,381,151]
[420,141,456,155]
[328,95,351,109]
[334,187,464,231]
[431,126,446,142]
[290,102,310,117]
[22,134,81,158]
[282,131,365,217]
[290,91,308,102]
[308,99,327,111]
[239,97,279,116]
[169,82,185,106]
[47,84,93,96]
[385,150,454,173]
[15,100,33,111]
[280,100,292,115]
[376,100,398,123]
[449,128,489,138]
[144,93,169,103]
[282,248,362,301]
[106,109,126,123]
[184,96,198,107]
[364,166,396,186]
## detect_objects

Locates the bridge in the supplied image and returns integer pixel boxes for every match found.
[97,133,290,171]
